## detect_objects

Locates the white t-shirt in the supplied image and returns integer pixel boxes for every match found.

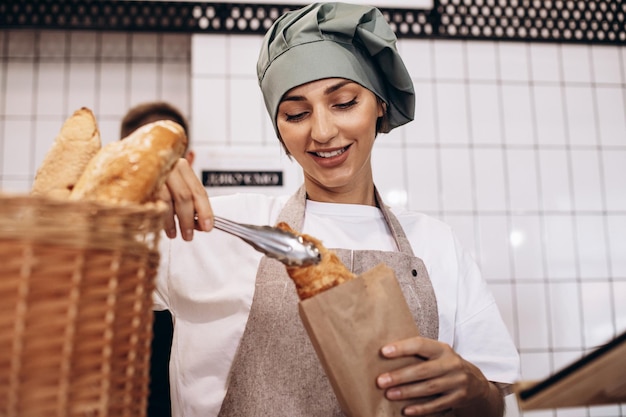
[155,193,520,417]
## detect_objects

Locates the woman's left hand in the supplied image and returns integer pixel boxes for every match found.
[376,336,499,416]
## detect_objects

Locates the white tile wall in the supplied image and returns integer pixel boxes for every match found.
[0,30,191,192]
[1,28,625,417]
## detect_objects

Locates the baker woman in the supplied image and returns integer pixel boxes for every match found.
[155,2,520,416]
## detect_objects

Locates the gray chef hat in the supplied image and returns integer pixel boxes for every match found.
[257,2,415,136]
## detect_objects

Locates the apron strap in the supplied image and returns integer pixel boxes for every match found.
[281,185,414,257]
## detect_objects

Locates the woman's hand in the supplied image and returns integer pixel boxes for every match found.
[158,158,213,241]
[376,336,504,417]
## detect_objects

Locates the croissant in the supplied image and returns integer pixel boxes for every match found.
[276,222,356,300]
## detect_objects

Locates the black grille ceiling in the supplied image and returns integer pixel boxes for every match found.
[0,0,624,44]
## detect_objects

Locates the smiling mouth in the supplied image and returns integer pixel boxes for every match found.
[311,144,350,158]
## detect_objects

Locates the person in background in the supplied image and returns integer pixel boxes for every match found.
[120,101,193,417]
[155,2,521,416]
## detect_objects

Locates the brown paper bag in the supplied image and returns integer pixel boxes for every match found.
[298,263,422,417]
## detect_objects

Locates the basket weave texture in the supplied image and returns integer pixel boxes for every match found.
[0,194,165,417]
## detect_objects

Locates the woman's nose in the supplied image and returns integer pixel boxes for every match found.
[310,109,337,143]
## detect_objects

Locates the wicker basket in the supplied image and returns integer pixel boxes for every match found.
[0,194,165,417]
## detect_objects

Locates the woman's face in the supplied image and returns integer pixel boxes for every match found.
[276,78,384,201]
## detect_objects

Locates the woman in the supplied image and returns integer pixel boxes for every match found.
[156,3,520,416]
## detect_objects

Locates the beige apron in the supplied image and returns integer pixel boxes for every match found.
[218,186,441,416]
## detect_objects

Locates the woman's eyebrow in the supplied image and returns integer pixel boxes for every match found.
[280,80,356,103]
[324,80,353,95]
[280,95,305,103]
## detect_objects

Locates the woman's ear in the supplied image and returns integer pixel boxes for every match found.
[377,99,387,118]
[375,97,389,133]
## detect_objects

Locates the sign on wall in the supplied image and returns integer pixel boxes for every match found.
[202,170,283,187]
[194,146,303,197]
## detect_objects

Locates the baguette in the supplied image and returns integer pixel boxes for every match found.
[31,107,101,199]
[276,222,356,300]
[70,120,187,205]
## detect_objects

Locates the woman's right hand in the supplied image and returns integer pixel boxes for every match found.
[159,158,213,241]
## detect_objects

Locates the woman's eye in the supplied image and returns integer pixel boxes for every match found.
[335,98,358,109]
[285,112,307,122]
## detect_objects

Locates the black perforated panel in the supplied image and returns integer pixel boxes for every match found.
[436,0,625,43]
[0,0,624,44]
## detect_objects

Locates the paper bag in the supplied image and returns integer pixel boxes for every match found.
[298,263,422,417]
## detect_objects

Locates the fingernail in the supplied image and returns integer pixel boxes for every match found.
[387,388,401,400]
[403,405,417,415]
[377,374,391,387]
[381,345,395,355]
[183,229,193,241]
[204,219,213,231]
[167,228,176,238]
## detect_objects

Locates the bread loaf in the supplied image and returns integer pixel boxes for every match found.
[277,222,356,300]
[31,107,101,199]
[70,120,187,205]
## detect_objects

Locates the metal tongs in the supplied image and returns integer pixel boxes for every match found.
[211,216,321,267]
